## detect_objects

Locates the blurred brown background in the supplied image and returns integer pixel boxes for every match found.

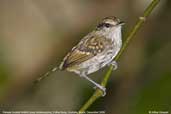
[0,0,170,114]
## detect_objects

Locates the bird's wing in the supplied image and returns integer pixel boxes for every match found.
[60,34,112,70]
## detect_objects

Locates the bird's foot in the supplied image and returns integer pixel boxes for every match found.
[93,85,106,96]
[110,61,118,70]
[80,72,106,96]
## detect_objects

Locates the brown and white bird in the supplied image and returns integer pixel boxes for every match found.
[35,16,124,96]
[59,16,124,96]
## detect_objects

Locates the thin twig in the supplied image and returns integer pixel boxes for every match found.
[78,0,160,113]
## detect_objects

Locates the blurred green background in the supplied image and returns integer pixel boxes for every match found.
[0,0,170,114]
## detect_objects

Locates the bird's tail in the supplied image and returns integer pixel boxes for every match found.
[34,66,59,84]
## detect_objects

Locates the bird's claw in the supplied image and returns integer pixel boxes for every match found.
[110,61,118,70]
[93,85,106,96]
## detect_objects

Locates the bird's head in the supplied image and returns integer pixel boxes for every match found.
[96,16,125,32]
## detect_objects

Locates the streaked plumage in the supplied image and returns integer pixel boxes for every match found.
[59,35,113,73]
[34,16,124,96]
[59,16,124,96]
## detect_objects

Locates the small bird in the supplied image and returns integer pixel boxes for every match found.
[34,16,124,96]
[59,16,124,96]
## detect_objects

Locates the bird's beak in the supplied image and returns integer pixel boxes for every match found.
[118,21,125,26]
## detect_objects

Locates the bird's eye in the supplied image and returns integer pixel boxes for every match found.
[104,23,111,28]
[97,23,112,29]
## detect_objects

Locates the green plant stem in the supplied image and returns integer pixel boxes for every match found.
[78,0,160,113]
